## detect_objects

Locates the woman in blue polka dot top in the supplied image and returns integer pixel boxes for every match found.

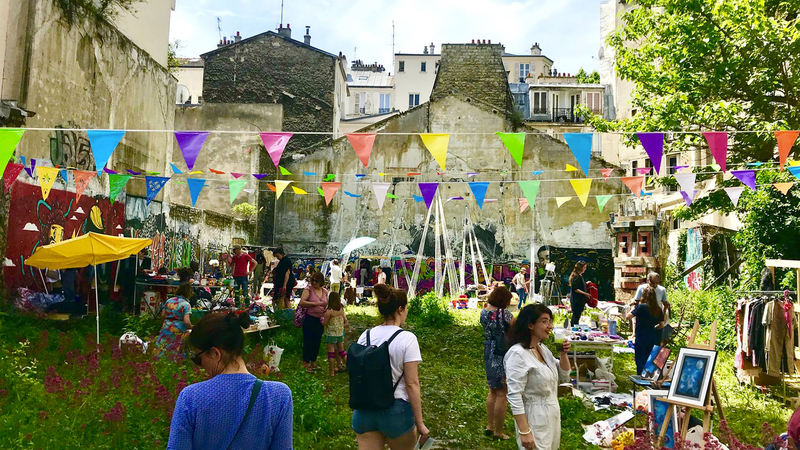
[168,312,293,450]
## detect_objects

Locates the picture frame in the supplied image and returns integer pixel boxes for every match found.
[667,348,717,408]
[648,390,678,449]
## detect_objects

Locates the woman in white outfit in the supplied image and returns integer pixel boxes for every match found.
[503,304,571,450]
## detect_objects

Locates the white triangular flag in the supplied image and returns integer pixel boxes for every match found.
[674,173,696,194]
[724,187,745,207]
[371,182,391,210]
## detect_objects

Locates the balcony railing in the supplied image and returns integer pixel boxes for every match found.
[528,107,602,123]
[379,107,390,114]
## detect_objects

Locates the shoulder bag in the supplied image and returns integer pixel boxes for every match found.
[225,378,263,450]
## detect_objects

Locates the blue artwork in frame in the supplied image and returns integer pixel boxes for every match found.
[649,390,677,449]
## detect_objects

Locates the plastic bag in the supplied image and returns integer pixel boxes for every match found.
[265,344,284,372]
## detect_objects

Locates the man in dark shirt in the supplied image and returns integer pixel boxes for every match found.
[272,247,295,310]
[228,246,255,299]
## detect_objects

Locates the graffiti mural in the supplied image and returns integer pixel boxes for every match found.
[50,122,95,171]
[3,182,124,290]
[685,228,703,291]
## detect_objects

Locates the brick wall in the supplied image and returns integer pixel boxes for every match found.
[431,43,514,113]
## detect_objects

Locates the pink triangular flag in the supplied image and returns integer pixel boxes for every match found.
[636,167,652,175]
[600,168,613,180]
[231,172,244,178]
[260,132,293,168]
[621,176,645,198]
[776,131,799,171]
[703,132,728,173]
[320,182,341,206]
[73,171,95,200]
[519,198,529,213]
[3,163,23,193]
[347,134,377,167]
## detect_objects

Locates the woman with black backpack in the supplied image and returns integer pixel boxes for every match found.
[480,286,514,441]
[349,284,430,450]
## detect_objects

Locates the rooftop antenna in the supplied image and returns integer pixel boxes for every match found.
[280,0,284,26]
[354,46,357,62]
[217,17,222,41]
[392,20,395,58]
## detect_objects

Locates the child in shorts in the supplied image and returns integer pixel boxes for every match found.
[321,292,348,377]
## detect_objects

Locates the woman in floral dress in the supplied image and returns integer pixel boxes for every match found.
[480,286,514,440]
[156,283,193,356]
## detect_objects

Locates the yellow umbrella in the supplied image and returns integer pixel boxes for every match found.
[26,233,152,344]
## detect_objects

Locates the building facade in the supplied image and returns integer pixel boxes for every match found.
[502,43,553,84]
[393,43,440,112]
[341,59,397,134]
[173,58,204,105]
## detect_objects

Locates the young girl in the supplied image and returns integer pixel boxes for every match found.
[321,292,349,377]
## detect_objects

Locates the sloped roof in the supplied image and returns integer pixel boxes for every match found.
[200,30,338,59]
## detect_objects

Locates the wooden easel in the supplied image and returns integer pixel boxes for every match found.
[656,320,726,449]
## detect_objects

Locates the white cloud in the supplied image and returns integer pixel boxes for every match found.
[115,225,123,230]
[75,207,85,214]
[70,215,79,221]
[23,223,39,232]
[3,258,15,267]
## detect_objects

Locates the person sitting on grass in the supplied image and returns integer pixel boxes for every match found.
[321,291,349,377]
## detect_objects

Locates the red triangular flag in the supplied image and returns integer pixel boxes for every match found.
[775,131,799,171]
[209,168,225,174]
[73,171,95,200]
[703,132,728,173]
[346,134,377,167]
[3,163,23,193]
[621,176,645,198]
[600,168,613,180]
[320,182,341,206]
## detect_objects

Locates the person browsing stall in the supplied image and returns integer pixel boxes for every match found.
[272,247,295,311]
[626,285,666,374]
[512,268,530,308]
[633,272,670,329]
[568,261,594,326]
[298,272,329,373]
[155,283,194,357]
[229,246,255,299]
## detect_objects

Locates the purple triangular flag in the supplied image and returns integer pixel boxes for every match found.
[637,133,664,175]
[730,170,756,191]
[24,158,36,178]
[127,169,142,175]
[174,132,209,171]
[103,167,118,175]
[253,174,269,180]
[418,182,439,209]
[680,190,698,206]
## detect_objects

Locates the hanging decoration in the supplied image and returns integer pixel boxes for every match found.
[636,167,652,175]
[104,168,118,175]
[418,182,439,209]
[324,174,336,182]
[565,164,579,172]
[209,168,225,174]
[467,172,480,177]
[267,183,276,192]
[776,131,799,171]
[621,176,645,198]
[596,195,613,212]
[600,168,613,180]
[260,132,293,168]
[519,198,529,213]
[280,166,292,175]
[555,197,571,207]
[274,180,292,199]
[468,182,489,209]
[320,182,341,206]
[186,178,206,207]
[569,179,592,206]
[292,186,308,195]
[347,133,377,167]
[253,173,270,180]
[73,171,95,201]
[37,166,60,200]
[174,131,209,170]
[344,191,362,198]
[371,182,391,210]
[420,134,449,170]
[789,166,800,182]
[355,174,366,179]
[773,182,794,195]
[496,132,525,166]
[563,133,592,176]
[303,171,317,176]
[231,172,244,178]
[86,130,125,176]
[731,170,756,190]
[146,176,170,205]
[674,173,696,193]
[518,180,541,208]
[412,195,424,202]
[24,158,36,178]
[108,174,131,204]
[680,190,698,206]
[0,128,25,178]
[724,186,745,207]
[703,132,728,173]
[170,163,183,175]
[3,163,24,193]
[637,132,664,175]
[317,187,325,196]
[126,170,141,176]
[229,179,248,203]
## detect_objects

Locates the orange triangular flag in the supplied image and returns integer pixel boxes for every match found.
[321,182,341,206]
[773,182,794,195]
[347,134,377,167]
[73,171,95,200]
[267,184,277,192]
[621,176,645,198]
[519,198,529,213]
[776,131,800,171]
[209,168,226,174]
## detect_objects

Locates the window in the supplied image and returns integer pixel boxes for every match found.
[638,232,652,257]
[421,62,427,72]
[519,63,530,82]
[358,93,366,115]
[398,61,405,72]
[408,93,420,108]
[379,94,390,113]
[586,92,602,113]
[667,155,679,192]
[630,160,638,177]
[618,233,632,257]
[532,92,547,114]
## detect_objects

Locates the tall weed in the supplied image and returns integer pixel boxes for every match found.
[669,287,737,351]
[408,292,454,328]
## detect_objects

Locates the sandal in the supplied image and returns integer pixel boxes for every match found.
[484,429,493,437]
[493,434,510,441]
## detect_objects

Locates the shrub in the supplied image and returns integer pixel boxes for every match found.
[408,292,454,328]
[669,287,737,351]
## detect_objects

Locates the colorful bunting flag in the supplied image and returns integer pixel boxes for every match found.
[321,182,341,206]
[555,197,571,207]
[253,174,269,180]
[531,171,544,176]
[496,132,525,166]
[274,180,292,199]
[324,174,336,182]
[174,132,208,171]
[170,163,183,174]
[565,164,579,172]
[600,168,613,180]
[637,133,664,175]
[229,180,247,203]
[145,176,170,205]
[408,172,422,176]
[60,170,70,184]
[420,134,449,170]
[260,132,293,168]
[412,195,424,202]
[24,158,36,178]
[108,174,131,204]
[724,187,745,207]
[731,170,756,190]
[279,166,292,175]
[231,172,244,178]
[773,182,794,195]
[3,163,24,193]
[209,168,225,174]
[519,198,529,213]
[518,181,541,208]
[776,131,799,171]
[468,172,480,177]
[679,190,698,206]
[127,169,141,175]
[703,132,728,173]
[317,187,325,196]
[674,165,688,172]
[292,186,308,195]
[596,195,613,212]
[563,133,592,176]
[0,128,25,179]
[87,130,125,176]
[468,182,490,209]
[344,191,362,198]
[303,172,317,176]
[747,162,764,167]
[355,174,366,179]
[37,166,60,200]
[621,176,645,198]
[569,179,592,206]
[104,167,118,175]
[267,184,276,192]
[186,178,206,207]
[418,182,439,209]
[73,171,95,201]
[347,133,377,167]
[371,182,391,210]
[386,193,398,199]
[674,173,696,193]
[636,167,652,175]
[446,196,464,203]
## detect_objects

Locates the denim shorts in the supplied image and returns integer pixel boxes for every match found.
[352,399,415,439]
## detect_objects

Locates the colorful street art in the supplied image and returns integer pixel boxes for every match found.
[124,196,201,271]
[3,182,124,290]
[685,228,703,291]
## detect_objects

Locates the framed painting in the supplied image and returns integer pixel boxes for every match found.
[648,390,678,449]
[667,348,717,408]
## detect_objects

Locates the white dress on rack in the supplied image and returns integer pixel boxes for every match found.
[504,342,570,450]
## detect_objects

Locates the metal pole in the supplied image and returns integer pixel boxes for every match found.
[94,263,100,346]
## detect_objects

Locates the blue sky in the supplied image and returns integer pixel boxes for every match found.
[170,0,602,74]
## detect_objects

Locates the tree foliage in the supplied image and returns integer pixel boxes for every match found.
[575,68,600,84]
[55,0,143,26]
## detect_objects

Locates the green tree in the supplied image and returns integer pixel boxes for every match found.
[575,68,600,84]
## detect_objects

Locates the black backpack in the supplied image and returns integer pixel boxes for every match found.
[347,328,405,410]
[491,310,509,357]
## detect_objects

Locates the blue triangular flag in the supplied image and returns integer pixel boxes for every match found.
[303,171,317,176]
[468,182,490,209]
[412,195,424,202]
[146,176,170,205]
[531,171,544,176]
[563,133,592,176]
[60,169,69,184]
[170,163,183,174]
[86,130,125,176]
[186,178,206,207]
[355,174,366,179]
[344,191,362,198]
[19,155,26,166]
[789,166,800,182]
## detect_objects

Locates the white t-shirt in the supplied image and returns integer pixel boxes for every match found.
[633,284,669,323]
[377,272,387,285]
[356,325,422,402]
[330,264,342,283]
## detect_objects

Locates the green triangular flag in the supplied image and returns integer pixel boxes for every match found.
[0,128,25,178]
[317,187,325,196]
[596,195,613,212]
[496,132,525,167]
[108,174,131,204]
[229,179,247,203]
[518,181,540,208]
[324,174,336,182]
[279,166,292,176]
[386,193,398,199]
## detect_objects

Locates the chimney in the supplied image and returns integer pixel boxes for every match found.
[235,31,241,43]
[488,39,491,44]
[429,42,435,54]
[278,23,291,39]
[531,42,542,56]
[423,46,428,54]
[471,39,475,44]
[217,39,224,48]
[304,26,311,45]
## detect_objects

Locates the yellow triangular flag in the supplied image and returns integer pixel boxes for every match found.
[378,172,386,177]
[790,160,800,167]
[275,180,292,199]
[188,170,203,174]
[569,179,592,206]
[292,186,308,195]
[773,182,794,195]
[566,164,579,172]
[555,197,571,207]
[420,133,450,171]
[37,166,60,200]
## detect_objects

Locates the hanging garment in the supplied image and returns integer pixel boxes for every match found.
[748,300,767,370]
[763,300,796,376]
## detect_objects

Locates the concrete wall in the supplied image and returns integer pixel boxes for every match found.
[174,66,204,104]
[275,96,625,262]
[393,54,440,112]
[113,0,174,67]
